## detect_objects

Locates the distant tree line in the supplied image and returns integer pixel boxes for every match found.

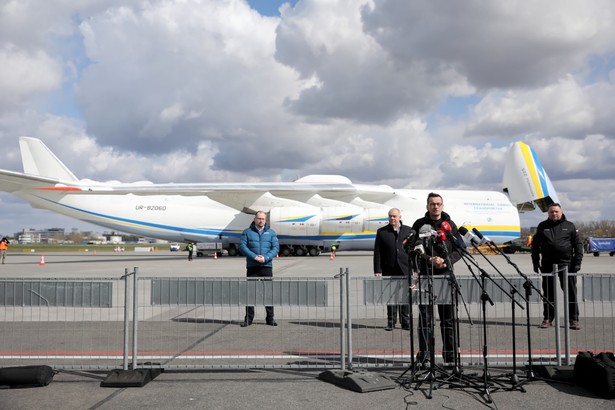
[521,220,615,238]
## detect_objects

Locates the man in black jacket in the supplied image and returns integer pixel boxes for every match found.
[531,203,583,330]
[410,193,463,365]
[373,208,413,331]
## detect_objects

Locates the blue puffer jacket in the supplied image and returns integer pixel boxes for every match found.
[239,222,279,267]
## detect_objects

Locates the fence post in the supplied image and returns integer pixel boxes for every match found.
[122,268,130,371]
[132,267,139,370]
[552,264,561,366]
[562,265,571,365]
[336,268,346,370]
[345,268,352,370]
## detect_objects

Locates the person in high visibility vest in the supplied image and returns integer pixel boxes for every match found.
[0,238,9,264]
[186,242,194,261]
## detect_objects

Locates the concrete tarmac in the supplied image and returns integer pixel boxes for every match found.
[1,250,614,409]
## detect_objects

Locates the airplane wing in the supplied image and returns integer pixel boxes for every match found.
[10,138,398,211]
[0,169,64,193]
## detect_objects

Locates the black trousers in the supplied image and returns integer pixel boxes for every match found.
[542,266,579,321]
[387,305,410,326]
[417,304,456,362]
[244,266,274,322]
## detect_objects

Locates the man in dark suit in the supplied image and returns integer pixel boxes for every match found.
[373,208,413,331]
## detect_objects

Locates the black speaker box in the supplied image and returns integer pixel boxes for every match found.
[0,365,54,388]
[574,351,615,399]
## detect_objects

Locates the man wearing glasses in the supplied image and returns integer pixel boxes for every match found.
[239,211,280,327]
[410,193,463,366]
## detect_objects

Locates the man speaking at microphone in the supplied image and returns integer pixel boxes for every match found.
[410,192,463,365]
[373,208,413,331]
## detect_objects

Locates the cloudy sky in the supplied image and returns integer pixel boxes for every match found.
[1,0,614,235]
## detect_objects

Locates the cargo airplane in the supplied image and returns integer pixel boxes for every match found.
[0,137,557,256]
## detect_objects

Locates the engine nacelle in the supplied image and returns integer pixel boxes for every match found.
[269,207,321,237]
[269,206,389,236]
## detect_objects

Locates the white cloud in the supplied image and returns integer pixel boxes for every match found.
[0,45,62,110]
[1,0,615,234]
[466,76,595,138]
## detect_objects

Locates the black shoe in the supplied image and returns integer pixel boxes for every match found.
[240,320,252,327]
[401,324,410,330]
[266,320,278,326]
[384,323,394,331]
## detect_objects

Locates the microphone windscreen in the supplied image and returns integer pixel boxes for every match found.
[472,227,484,239]
[419,224,432,234]
[458,226,469,235]
[436,229,446,241]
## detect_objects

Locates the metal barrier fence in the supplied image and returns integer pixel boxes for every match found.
[0,269,614,371]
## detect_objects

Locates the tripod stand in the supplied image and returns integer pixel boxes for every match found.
[465,240,531,392]
[452,243,524,403]
[394,234,453,397]
[482,242,554,386]
[409,233,480,399]
[412,238,456,398]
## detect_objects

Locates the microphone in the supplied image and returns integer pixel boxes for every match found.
[418,224,437,238]
[439,221,453,242]
[450,231,475,256]
[436,229,447,242]
[472,228,495,246]
[441,221,452,233]
[402,229,416,244]
[402,229,417,253]
[459,226,481,245]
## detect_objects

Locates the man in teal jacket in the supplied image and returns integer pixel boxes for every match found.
[239,211,280,327]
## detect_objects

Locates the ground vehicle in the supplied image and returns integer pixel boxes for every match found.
[195,242,225,257]
[501,237,531,254]
[169,243,181,251]
[587,238,615,257]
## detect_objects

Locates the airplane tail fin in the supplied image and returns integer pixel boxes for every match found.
[502,141,559,212]
[19,137,79,182]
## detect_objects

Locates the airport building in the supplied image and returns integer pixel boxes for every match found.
[15,228,67,244]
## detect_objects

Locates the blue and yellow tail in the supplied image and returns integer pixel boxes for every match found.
[503,141,559,212]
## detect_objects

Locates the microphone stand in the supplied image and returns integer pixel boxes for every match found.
[465,240,528,391]
[397,248,420,383]
[412,234,483,399]
[451,242,515,404]
[481,240,553,387]
[411,236,454,399]
[438,236,471,377]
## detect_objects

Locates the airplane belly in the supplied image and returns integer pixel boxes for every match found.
[22,193,243,242]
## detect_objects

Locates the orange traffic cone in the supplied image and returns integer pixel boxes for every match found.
[213,252,218,260]
[329,251,335,260]
[39,255,46,266]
